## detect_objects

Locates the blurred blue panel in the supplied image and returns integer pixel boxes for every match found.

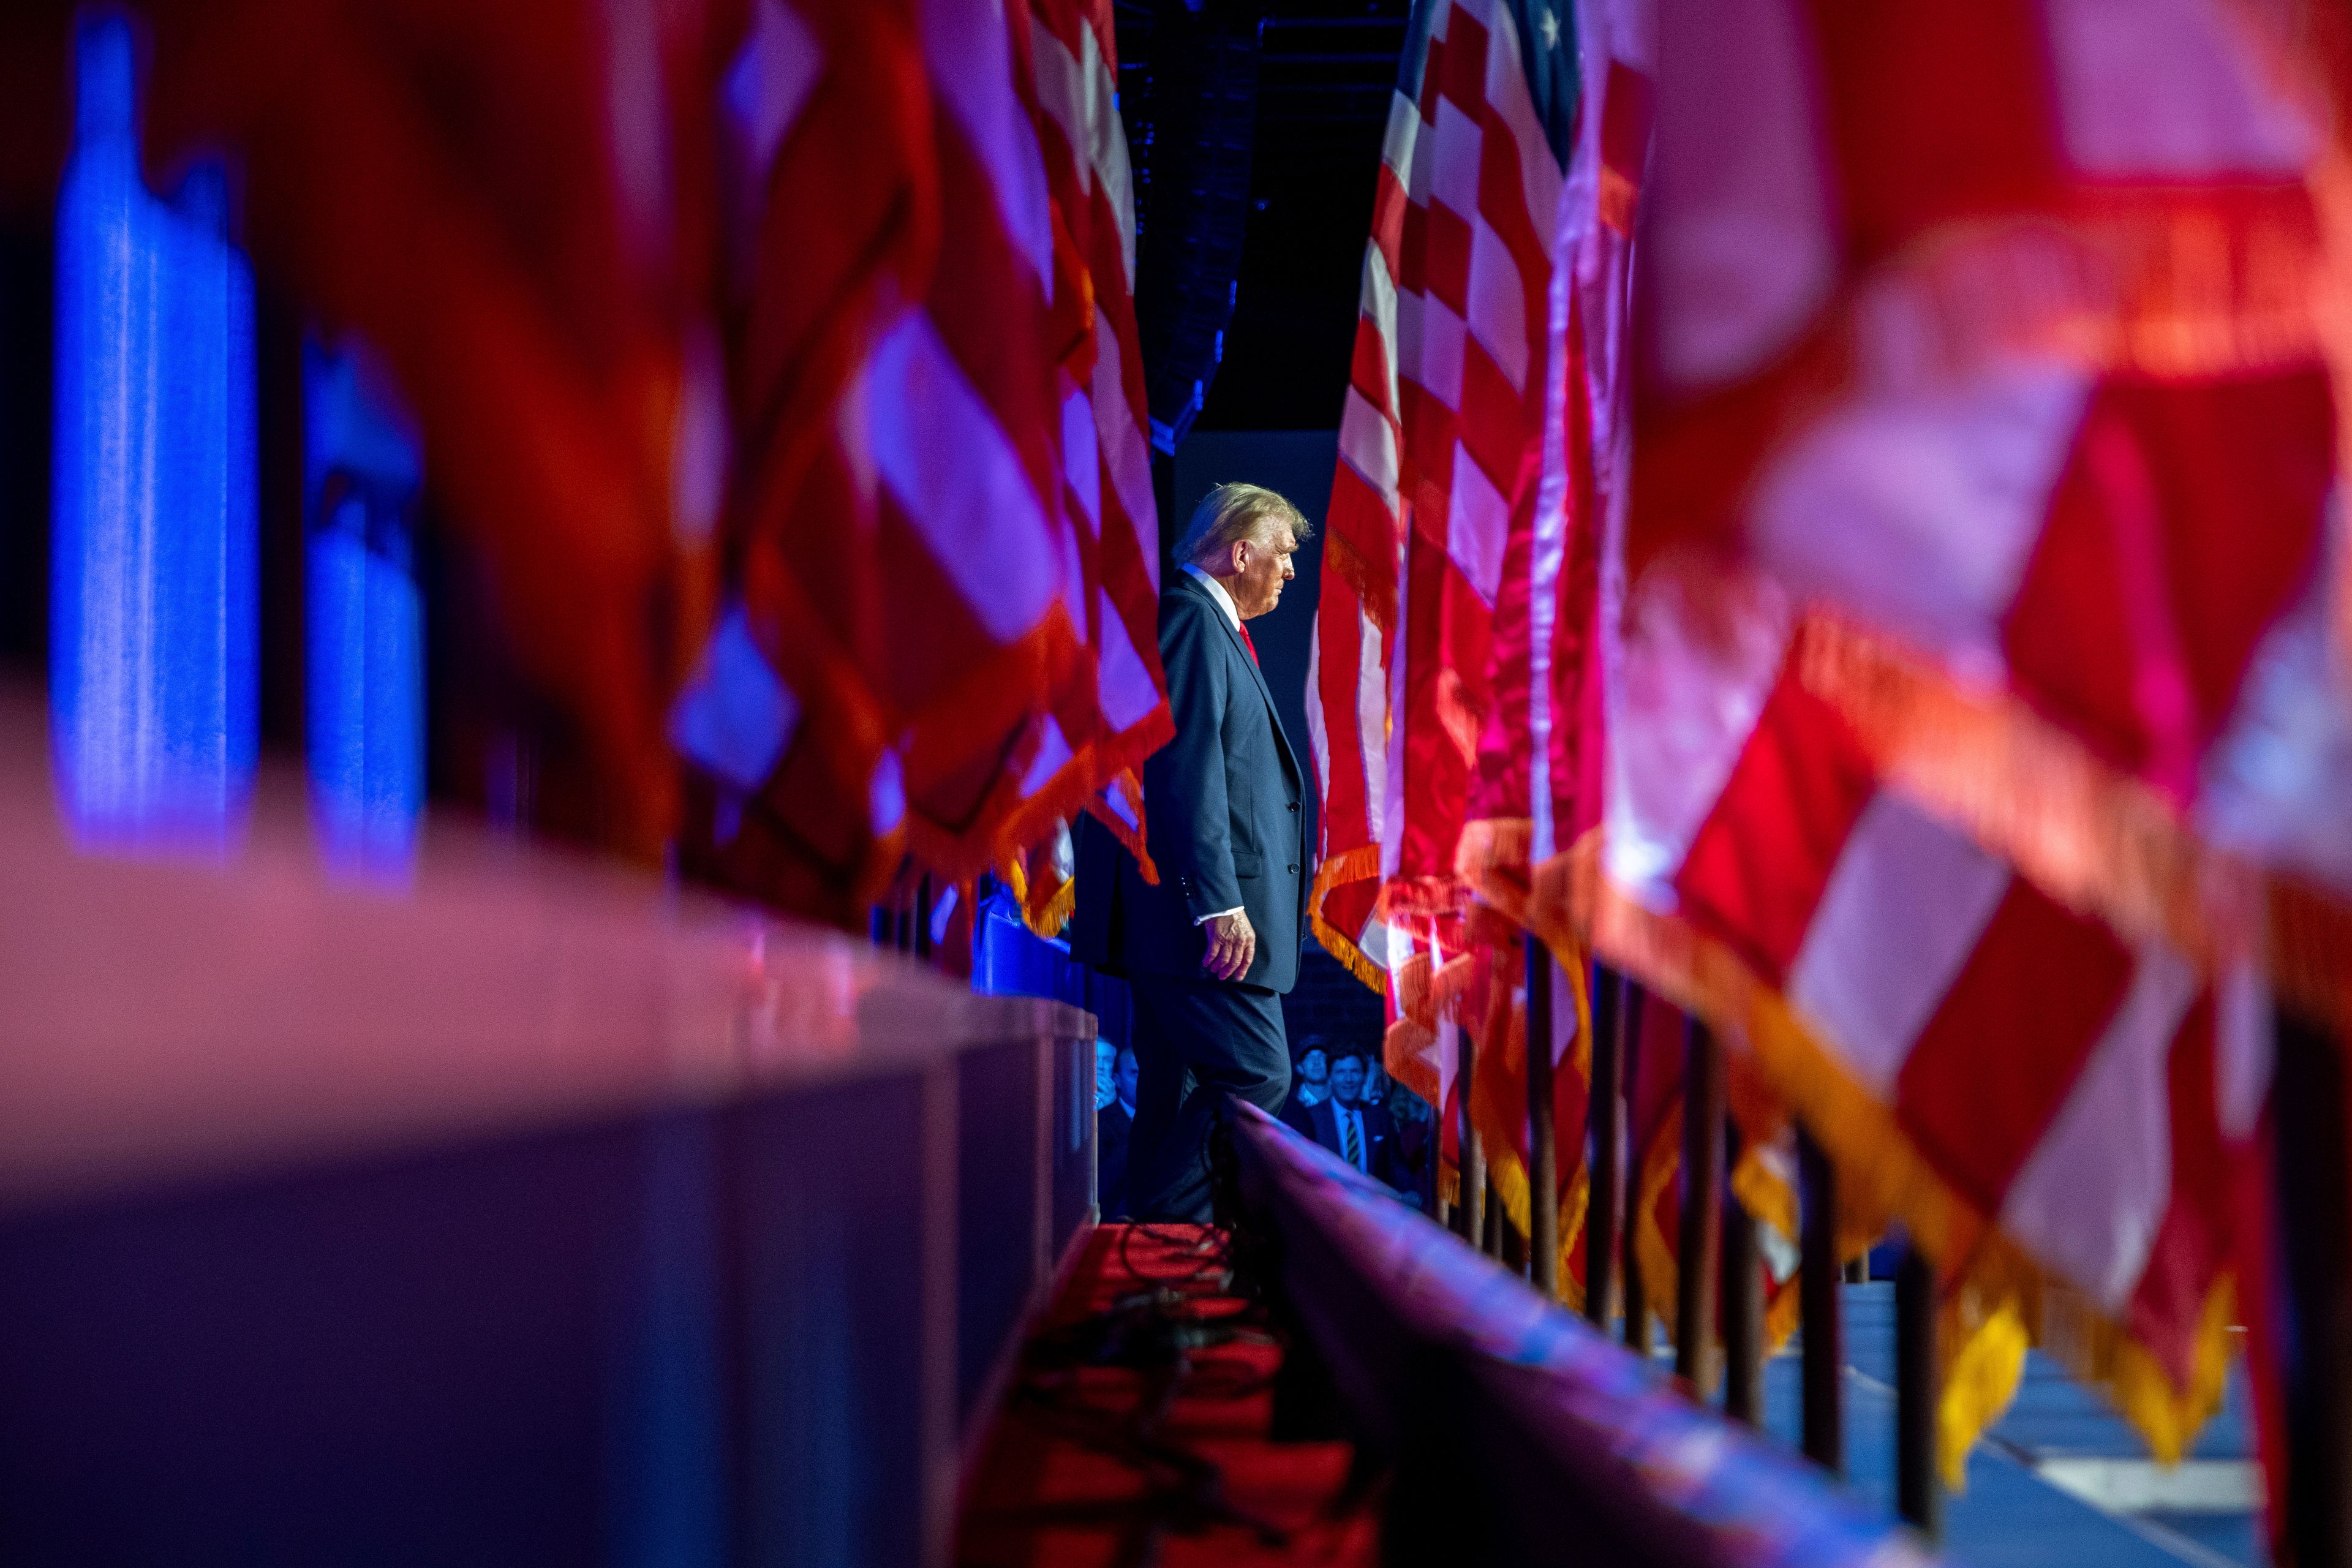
[304,337,423,878]
[50,15,258,851]
[971,885,1132,1055]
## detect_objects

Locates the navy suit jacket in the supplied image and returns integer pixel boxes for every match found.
[1098,1101,1133,1221]
[1307,1098,1405,1191]
[1071,571,1310,992]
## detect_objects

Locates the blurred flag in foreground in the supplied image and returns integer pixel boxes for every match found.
[1593,0,2339,1476]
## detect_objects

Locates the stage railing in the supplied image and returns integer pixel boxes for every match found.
[1223,1100,1941,1568]
[0,764,1096,1567]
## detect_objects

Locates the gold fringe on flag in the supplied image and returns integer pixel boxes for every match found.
[1462,929,1595,1308]
[1795,612,2352,1037]
[1308,844,1387,991]
[1575,861,2239,1482]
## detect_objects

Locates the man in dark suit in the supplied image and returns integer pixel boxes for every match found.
[1305,1050,1408,1194]
[1071,483,1311,1222]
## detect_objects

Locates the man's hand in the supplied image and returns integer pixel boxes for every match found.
[1202,910,1257,981]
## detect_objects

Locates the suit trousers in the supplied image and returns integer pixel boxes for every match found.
[1125,973,1291,1223]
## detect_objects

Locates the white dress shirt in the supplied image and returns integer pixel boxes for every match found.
[1180,563,1246,927]
[1182,562,1242,628]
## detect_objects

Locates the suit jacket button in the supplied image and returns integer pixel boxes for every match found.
[1287,863,1298,873]
[1287,802,1298,811]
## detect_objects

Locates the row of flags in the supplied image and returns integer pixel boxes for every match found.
[1309,0,1648,1314]
[22,0,2352,1524]
[1312,0,2352,1520]
[15,0,1169,925]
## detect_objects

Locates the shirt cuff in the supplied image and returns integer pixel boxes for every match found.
[1193,906,1245,925]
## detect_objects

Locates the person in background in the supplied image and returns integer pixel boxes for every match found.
[1280,1039,1332,1135]
[1115,1046,1139,1125]
[1387,1076,1435,1211]
[1096,1039,1132,1221]
[1305,1049,1406,1195]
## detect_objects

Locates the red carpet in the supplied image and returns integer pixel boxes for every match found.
[956,1224,1380,1567]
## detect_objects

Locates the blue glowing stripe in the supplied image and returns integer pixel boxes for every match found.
[50,15,257,851]
[304,337,423,877]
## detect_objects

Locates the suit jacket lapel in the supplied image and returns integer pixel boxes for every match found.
[1175,572,1301,785]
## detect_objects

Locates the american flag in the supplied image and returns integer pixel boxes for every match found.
[1311,0,1581,989]
[673,0,1114,920]
[1600,0,2338,1481]
[1006,0,1170,927]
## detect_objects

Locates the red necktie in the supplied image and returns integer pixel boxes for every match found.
[1238,621,1259,663]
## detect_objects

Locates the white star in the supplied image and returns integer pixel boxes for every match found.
[1538,7,1559,48]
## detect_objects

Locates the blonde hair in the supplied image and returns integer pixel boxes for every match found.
[1176,482,1311,568]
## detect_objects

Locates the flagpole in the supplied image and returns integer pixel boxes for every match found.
[1896,1243,1940,1536]
[2275,1002,2352,1568]
[1799,1128,1844,1472]
[1675,1018,1724,1393]
[1619,982,1650,1355]
[1457,1022,1486,1249]
[1584,963,1622,1326]
[1722,1123,1763,1425]
[1526,937,1560,1295]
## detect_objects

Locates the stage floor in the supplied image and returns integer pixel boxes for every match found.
[1752,1284,2261,1568]
[959,1231,2261,1567]
[954,1224,1379,1568]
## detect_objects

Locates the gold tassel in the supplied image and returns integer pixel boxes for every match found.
[1587,869,2245,1474]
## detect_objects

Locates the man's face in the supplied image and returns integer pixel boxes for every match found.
[1300,1048,1328,1085]
[1227,522,1298,620]
[1116,1047,1139,1107]
[1330,1055,1367,1107]
[1096,1041,1117,1110]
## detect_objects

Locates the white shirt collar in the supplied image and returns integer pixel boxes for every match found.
[1181,562,1242,630]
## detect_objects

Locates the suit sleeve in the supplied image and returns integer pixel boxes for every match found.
[1149,597,1243,923]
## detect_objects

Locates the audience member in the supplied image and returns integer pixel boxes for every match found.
[1279,1039,1332,1136]
[1096,1039,1131,1220]
[1303,1049,1408,1194]
[1387,1076,1435,1210]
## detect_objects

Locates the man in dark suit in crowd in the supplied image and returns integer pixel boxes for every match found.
[1071,483,1311,1222]
[1306,1049,1408,1194]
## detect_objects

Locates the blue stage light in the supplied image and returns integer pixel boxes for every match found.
[304,337,424,879]
[50,14,258,853]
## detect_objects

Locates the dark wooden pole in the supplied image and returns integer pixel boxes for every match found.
[1895,1243,1941,1536]
[1457,1022,1486,1248]
[2276,1003,2352,1568]
[1799,1128,1845,1473]
[1675,1018,1724,1392]
[1585,963,1623,1326]
[1721,1126,1763,1425]
[1528,937,1561,1296]
[1619,982,1651,1355]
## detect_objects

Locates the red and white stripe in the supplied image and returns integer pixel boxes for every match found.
[1317,0,1574,982]
[1589,2,2348,1463]
[1606,563,2269,1454]
[1025,0,1169,785]
[673,0,1092,902]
